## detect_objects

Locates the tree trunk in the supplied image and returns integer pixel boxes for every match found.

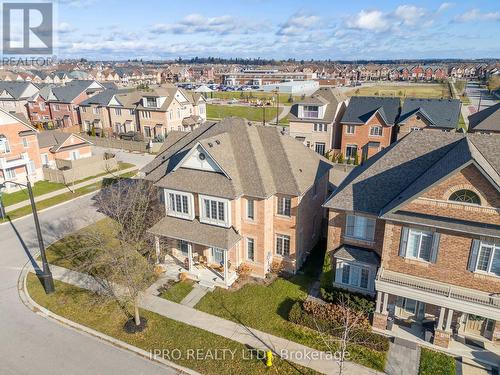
[134,301,141,326]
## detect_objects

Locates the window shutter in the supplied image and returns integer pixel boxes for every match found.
[399,227,409,257]
[346,215,355,237]
[430,232,441,263]
[467,239,480,272]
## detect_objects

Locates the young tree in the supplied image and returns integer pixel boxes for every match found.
[66,178,163,332]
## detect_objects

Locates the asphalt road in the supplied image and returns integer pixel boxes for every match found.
[465,82,499,114]
[0,185,179,374]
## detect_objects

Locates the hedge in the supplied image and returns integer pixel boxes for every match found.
[288,301,389,352]
[419,348,456,375]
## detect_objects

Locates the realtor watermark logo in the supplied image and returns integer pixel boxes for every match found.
[2,2,53,54]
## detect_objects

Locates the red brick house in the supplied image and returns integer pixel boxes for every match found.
[324,131,500,351]
[37,130,92,168]
[339,97,400,161]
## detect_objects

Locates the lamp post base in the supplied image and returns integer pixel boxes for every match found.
[39,272,55,294]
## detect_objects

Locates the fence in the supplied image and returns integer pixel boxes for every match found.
[81,135,149,153]
[43,154,118,184]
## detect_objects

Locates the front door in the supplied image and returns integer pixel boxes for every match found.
[464,314,494,340]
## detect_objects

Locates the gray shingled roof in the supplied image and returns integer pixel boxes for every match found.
[142,117,332,199]
[147,216,242,249]
[333,244,380,266]
[37,130,89,151]
[80,89,120,106]
[398,98,461,129]
[288,87,346,124]
[468,103,500,132]
[51,80,102,103]
[0,81,34,99]
[324,131,500,216]
[341,96,400,126]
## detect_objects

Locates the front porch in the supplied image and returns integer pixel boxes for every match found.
[148,216,242,288]
[373,268,500,370]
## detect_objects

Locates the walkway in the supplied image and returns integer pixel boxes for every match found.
[180,284,212,307]
[385,338,420,375]
[41,264,384,375]
[450,81,470,129]
[5,166,137,212]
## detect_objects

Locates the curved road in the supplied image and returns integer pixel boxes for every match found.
[0,193,179,375]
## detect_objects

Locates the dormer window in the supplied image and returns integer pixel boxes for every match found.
[449,189,481,205]
[303,105,319,118]
[145,97,157,107]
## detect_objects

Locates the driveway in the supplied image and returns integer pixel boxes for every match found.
[0,193,179,375]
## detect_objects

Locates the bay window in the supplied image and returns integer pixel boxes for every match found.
[339,262,370,290]
[199,195,230,227]
[345,214,376,241]
[165,190,193,220]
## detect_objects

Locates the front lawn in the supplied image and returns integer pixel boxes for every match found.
[27,273,318,375]
[160,280,195,303]
[196,244,386,371]
[348,84,450,99]
[419,348,456,375]
[207,104,283,123]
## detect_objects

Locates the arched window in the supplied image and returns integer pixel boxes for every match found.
[449,189,481,205]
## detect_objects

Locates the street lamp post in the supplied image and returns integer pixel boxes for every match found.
[0,178,55,294]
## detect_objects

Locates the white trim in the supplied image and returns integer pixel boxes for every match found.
[164,189,195,220]
[198,194,231,228]
[172,142,231,179]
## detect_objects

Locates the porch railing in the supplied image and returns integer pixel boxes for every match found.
[377,268,500,309]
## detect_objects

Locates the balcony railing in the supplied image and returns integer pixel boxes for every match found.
[377,268,500,310]
[0,153,28,170]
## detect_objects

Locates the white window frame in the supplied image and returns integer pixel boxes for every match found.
[339,261,371,290]
[5,168,16,179]
[370,126,383,137]
[277,196,291,217]
[406,228,433,262]
[246,237,255,261]
[346,125,355,134]
[345,144,357,160]
[314,142,326,155]
[22,137,28,148]
[276,234,290,257]
[345,214,376,242]
[70,150,80,160]
[475,241,500,277]
[0,138,10,153]
[142,111,151,119]
[41,153,49,166]
[199,194,231,227]
[115,108,122,116]
[246,198,255,221]
[313,123,327,132]
[92,106,99,115]
[164,189,195,220]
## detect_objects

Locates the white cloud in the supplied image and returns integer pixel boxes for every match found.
[277,14,320,36]
[454,9,500,22]
[347,10,389,32]
[437,2,454,13]
[394,5,427,26]
[56,22,76,33]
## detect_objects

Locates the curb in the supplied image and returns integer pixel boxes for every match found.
[18,259,200,375]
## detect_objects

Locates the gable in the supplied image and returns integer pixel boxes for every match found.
[0,90,14,99]
[0,109,37,130]
[174,90,189,103]
[366,111,389,127]
[108,95,122,106]
[398,164,500,225]
[55,134,90,151]
[175,144,225,174]
[87,81,104,90]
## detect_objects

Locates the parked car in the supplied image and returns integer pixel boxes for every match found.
[119,131,144,142]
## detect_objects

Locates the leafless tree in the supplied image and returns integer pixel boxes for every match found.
[64,178,163,331]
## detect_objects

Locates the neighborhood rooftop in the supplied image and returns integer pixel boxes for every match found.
[398,98,461,129]
[341,96,400,126]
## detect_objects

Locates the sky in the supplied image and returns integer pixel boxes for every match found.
[50,0,500,60]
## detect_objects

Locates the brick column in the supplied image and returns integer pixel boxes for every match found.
[493,320,500,344]
[372,312,389,330]
[433,330,451,348]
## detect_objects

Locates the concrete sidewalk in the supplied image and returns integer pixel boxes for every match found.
[44,264,383,375]
[5,166,137,212]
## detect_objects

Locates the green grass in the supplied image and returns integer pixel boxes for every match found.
[211,91,300,105]
[195,244,386,371]
[1,161,135,208]
[348,84,450,99]
[1,171,137,222]
[207,104,285,123]
[419,348,456,375]
[26,273,318,375]
[160,280,195,303]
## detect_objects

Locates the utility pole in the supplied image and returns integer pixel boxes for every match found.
[478,91,482,112]
[262,106,266,126]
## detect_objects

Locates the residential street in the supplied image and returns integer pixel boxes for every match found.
[465,82,499,114]
[0,193,179,375]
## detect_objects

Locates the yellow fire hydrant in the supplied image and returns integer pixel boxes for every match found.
[266,351,273,367]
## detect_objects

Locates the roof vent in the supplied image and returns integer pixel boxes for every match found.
[208,142,213,147]
[215,139,220,145]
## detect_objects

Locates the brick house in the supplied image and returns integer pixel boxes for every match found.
[141,117,331,287]
[396,98,461,140]
[339,96,400,161]
[0,109,43,191]
[288,87,348,155]
[27,85,56,126]
[324,131,500,349]
[47,80,105,128]
[0,81,39,119]
[37,130,92,168]
[468,103,500,134]
[79,89,119,134]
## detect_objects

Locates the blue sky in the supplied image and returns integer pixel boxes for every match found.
[53,0,500,60]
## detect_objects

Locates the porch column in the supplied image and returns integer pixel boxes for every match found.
[223,249,228,286]
[187,243,193,272]
[437,307,446,330]
[376,292,383,313]
[445,309,454,332]
[382,292,389,314]
[154,236,160,264]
